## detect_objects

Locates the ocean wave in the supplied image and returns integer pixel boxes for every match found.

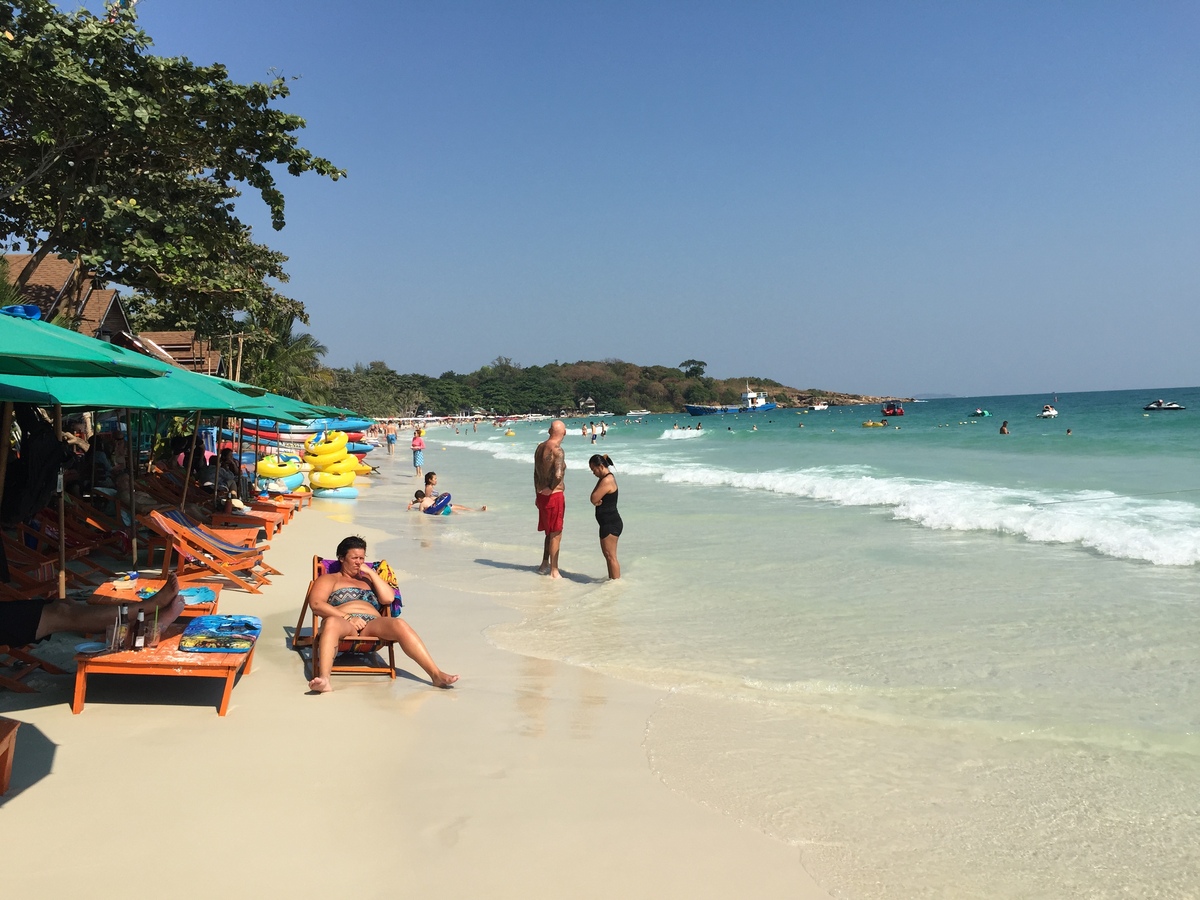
[659,465,1200,566]
[659,429,705,440]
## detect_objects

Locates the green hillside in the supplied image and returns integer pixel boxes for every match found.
[327,357,903,418]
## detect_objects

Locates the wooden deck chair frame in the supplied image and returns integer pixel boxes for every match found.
[0,644,67,694]
[0,716,19,794]
[144,510,274,594]
[292,556,397,679]
[142,509,267,571]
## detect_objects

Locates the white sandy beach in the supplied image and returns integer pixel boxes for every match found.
[0,465,832,899]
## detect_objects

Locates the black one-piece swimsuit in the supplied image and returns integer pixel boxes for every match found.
[595,487,623,538]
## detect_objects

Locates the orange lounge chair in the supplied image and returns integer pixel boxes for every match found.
[144,510,276,594]
[0,716,20,793]
[291,556,398,678]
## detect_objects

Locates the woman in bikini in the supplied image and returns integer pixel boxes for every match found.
[588,454,622,580]
[306,535,457,692]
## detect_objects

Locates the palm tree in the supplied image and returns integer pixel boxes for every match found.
[241,309,333,405]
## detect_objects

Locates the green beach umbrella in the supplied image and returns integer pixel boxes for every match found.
[0,368,307,422]
[0,312,164,378]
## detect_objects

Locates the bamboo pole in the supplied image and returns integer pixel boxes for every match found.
[179,410,202,512]
[54,404,66,599]
[124,408,138,567]
[0,402,13,582]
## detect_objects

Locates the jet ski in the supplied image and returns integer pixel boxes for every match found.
[1143,399,1186,411]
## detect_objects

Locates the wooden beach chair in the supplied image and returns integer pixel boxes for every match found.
[0,716,19,794]
[292,556,398,678]
[140,508,264,570]
[144,510,275,594]
[0,642,67,694]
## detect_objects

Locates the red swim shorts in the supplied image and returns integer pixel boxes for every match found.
[536,491,565,533]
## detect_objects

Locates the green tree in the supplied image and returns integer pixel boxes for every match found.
[0,255,21,307]
[0,1,343,323]
[679,359,707,378]
[238,309,332,405]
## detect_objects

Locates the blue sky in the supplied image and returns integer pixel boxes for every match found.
[120,1,1198,396]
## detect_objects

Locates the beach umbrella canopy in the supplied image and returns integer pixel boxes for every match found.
[0,369,309,423]
[0,312,164,377]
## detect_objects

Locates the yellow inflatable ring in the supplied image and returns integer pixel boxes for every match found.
[353,464,373,475]
[310,469,355,489]
[319,455,358,475]
[305,431,348,455]
[257,456,300,478]
[304,449,348,468]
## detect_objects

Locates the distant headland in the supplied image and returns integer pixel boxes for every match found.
[327,357,911,418]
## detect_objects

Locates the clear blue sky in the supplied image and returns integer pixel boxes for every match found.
[122,1,1198,396]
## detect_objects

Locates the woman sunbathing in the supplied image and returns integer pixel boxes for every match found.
[306,535,457,692]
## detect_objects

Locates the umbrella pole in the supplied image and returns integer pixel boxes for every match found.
[0,402,13,559]
[124,408,138,567]
[180,411,201,512]
[54,404,66,600]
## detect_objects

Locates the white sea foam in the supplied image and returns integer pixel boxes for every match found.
[658,429,705,440]
[447,434,1200,565]
[658,465,1200,566]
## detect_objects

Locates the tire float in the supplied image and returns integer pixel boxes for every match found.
[310,469,356,489]
[305,431,348,456]
[423,493,452,515]
[312,486,359,500]
[256,455,301,479]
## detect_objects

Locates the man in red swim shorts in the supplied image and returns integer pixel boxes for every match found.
[533,420,567,578]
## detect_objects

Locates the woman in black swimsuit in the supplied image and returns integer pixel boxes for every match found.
[306,535,458,692]
[589,454,622,580]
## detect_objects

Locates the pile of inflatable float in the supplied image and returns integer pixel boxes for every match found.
[231,416,377,500]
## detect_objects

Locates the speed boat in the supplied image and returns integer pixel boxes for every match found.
[1143,399,1186,411]
[1036,405,1059,418]
[970,408,991,417]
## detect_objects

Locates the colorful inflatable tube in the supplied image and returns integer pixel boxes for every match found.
[312,486,359,500]
[305,431,349,455]
[310,469,356,489]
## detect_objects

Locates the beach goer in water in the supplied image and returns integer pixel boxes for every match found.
[305,536,457,692]
[589,453,622,580]
[408,489,484,513]
[0,575,184,648]
[411,428,425,479]
[534,420,567,578]
[999,421,1010,434]
[385,421,398,456]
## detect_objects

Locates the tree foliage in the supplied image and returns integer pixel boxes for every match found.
[0,0,343,324]
[324,358,800,417]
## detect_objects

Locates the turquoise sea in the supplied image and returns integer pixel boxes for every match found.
[360,387,1200,899]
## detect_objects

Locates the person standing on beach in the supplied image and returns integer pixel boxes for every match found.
[385,421,398,456]
[589,453,622,579]
[411,428,426,480]
[534,420,567,579]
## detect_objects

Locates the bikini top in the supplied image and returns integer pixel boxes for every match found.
[327,585,381,611]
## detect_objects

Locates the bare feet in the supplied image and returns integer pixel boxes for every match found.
[537,563,550,575]
[431,672,459,688]
[308,676,332,693]
[549,569,562,579]
[139,575,185,630]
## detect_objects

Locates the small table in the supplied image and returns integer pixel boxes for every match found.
[72,626,255,716]
[90,579,220,618]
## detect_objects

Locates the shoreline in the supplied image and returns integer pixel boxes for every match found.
[1,468,832,899]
